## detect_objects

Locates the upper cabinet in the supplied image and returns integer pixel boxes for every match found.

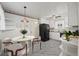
[68,2,78,26]
[0,4,5,30]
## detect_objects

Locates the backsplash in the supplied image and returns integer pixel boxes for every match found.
[69,26,79,32]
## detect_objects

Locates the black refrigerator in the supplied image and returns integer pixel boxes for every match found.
[39,23,50,42]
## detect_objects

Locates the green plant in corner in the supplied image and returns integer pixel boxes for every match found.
[20,29,27,38]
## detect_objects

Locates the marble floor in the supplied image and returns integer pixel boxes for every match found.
[28,39,61,56]
[0,39,61,56]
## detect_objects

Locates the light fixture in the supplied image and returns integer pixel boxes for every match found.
[21,6,29,23]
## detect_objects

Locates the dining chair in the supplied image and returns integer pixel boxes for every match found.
[32,36,41,53]
[2,38,13,56]
[3,41,14,56]
[3,41,27,56]
[0,39,3,55]
[15,41,27,56]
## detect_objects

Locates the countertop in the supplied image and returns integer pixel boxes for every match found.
[49,28,62,33]
[60,37,78,46]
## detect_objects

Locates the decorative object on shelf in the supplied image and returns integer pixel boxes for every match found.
[55,16,61,19]
[20,29,27,38]
[46,15,62,20]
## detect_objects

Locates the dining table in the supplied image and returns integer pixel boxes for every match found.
[12,36,35,42]
[3,35,36,56]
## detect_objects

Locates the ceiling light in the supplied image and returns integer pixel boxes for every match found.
[21,6,29,23]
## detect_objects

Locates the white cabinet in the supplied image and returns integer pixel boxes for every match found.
[59,38,78,56]
[50,32,60,40]
[68,2,78,26]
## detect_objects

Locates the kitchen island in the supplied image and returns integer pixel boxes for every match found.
[59,37,78,56]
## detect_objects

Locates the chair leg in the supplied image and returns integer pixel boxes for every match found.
[32,42,34,53]
[4,48,6,56]
[9,50,14,56]
[6,49,14,56]
[15,45,27,56]
[40,41,41,50]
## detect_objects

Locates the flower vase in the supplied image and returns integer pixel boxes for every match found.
[23,35,25,38]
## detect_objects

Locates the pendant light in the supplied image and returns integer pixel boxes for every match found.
[21,6,28,23]
[24,6,27,17]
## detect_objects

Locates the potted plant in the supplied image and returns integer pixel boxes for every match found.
[63,31,72,41]
[72,30,79,36]
[20,29,27,38]
[63,31,70,41]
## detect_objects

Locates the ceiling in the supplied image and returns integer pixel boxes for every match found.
[0,2,67,19]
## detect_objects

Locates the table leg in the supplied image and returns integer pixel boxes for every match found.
[26,44,27,56]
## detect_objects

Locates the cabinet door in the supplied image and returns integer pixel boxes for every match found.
[50,32,60,40]
[68,2,78,26]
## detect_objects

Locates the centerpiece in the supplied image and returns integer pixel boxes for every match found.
[20,29,27,38]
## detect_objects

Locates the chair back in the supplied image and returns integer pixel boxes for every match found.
[2,38,13,46]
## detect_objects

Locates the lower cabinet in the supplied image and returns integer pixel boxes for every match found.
[50,32,60,40]
[59,38,78,56]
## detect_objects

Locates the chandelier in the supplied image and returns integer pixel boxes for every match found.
[21,6,29,23]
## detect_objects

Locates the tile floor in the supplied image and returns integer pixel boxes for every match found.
[28,39,61,56]
[1,39,61,56]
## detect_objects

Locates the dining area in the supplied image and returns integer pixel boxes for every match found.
[0,4,42,55]
[0,4,42,56]
[0,2,79,56]
[0,35,41,56]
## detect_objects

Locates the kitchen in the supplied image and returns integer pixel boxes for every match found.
[0,2,79,56]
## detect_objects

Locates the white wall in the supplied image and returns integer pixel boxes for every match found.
[78,3,79,31]
[68,2,78,26]
[0,12,39,39]
[67,2,79,32]
[0,4,5,30]
[40,18,49,24]
[78,3,79,26]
